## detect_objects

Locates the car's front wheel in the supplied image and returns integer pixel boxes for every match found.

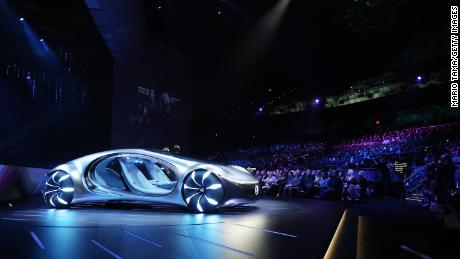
[42,171,74,209]
[182,169,224,213]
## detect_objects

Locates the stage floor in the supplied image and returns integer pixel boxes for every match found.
[0,198,345,259]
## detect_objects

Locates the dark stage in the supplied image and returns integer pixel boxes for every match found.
[0,198,345,259]
[1,197,458,259]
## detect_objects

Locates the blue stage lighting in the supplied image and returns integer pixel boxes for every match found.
[315,98,320,104]
[19,17,24,21]
[259,107,263,112]
[40,38,44,42]
[417,75,422,81]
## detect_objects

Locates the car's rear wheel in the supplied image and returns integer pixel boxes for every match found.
[182,169,224,213]
[42,171,74,209]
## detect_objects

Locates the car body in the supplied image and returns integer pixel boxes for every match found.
[42,149,260,213]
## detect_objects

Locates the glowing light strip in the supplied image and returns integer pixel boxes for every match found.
[235,224,298,238]
[191,171,201,187]
[57,196,68,205]
[264,229,298,238]
[61,187,74,192]
[91,240,123,259]
[44,190,58,196]
[207,184,222,190]
[175,233,254,257]
[196,195,204,213]
[124,231,162,248]
[186,192,200,204]
[204,195,218,205]
[51,172,59,184]
[184,184,199,190]
[400,245,432,259]
[30,232,45,250]
[49,194,57,207]
[45,182,59,188]
[324,209,348,259]
[58,175,70,182]
[202,170,211,185]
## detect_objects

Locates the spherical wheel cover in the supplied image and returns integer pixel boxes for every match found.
[42,171,74,209]
[182,169,224,213]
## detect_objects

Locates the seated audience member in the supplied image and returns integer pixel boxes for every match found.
[357,171,368,199]
[283,170,304,197]
[302,171,316,196]
[172,145,181,153]
[320,173,342,200]
[344,178,362,202]
[275,171,288,197]
[261,172,278,194]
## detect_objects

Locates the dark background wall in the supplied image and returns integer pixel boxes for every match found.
[85,0,191,151]
[0,0,191,169]
[0,0,113,168]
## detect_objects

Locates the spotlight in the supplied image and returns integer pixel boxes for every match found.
[40,38,44,42]
[314,98,320,104]
[259,107,263,112]
[416,75,423,81]
[157,5,162,10]
[26,75,31,80]
[218,10,222,15]
[19,17,24,21]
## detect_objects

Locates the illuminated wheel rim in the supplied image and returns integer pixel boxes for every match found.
[42,171,74,209]
[182,169,224,213]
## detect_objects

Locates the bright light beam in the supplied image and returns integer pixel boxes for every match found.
[261,0,291,33]
[232,0,291,73]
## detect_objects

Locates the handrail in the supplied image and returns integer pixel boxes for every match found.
[404,162,433,193]
[403,162,433,183]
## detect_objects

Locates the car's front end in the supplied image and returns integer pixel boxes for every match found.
[213,165,260,207]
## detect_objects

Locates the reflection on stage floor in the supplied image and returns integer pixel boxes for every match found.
[0,198,345,259]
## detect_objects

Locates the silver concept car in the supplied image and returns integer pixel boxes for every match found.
[42,149,260,213]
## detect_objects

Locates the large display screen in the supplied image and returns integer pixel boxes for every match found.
[110,42,191,152]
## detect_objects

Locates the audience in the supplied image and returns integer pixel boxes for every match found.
[217,123,460,212]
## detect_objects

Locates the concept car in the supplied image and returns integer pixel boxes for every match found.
[42,149,260,213]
